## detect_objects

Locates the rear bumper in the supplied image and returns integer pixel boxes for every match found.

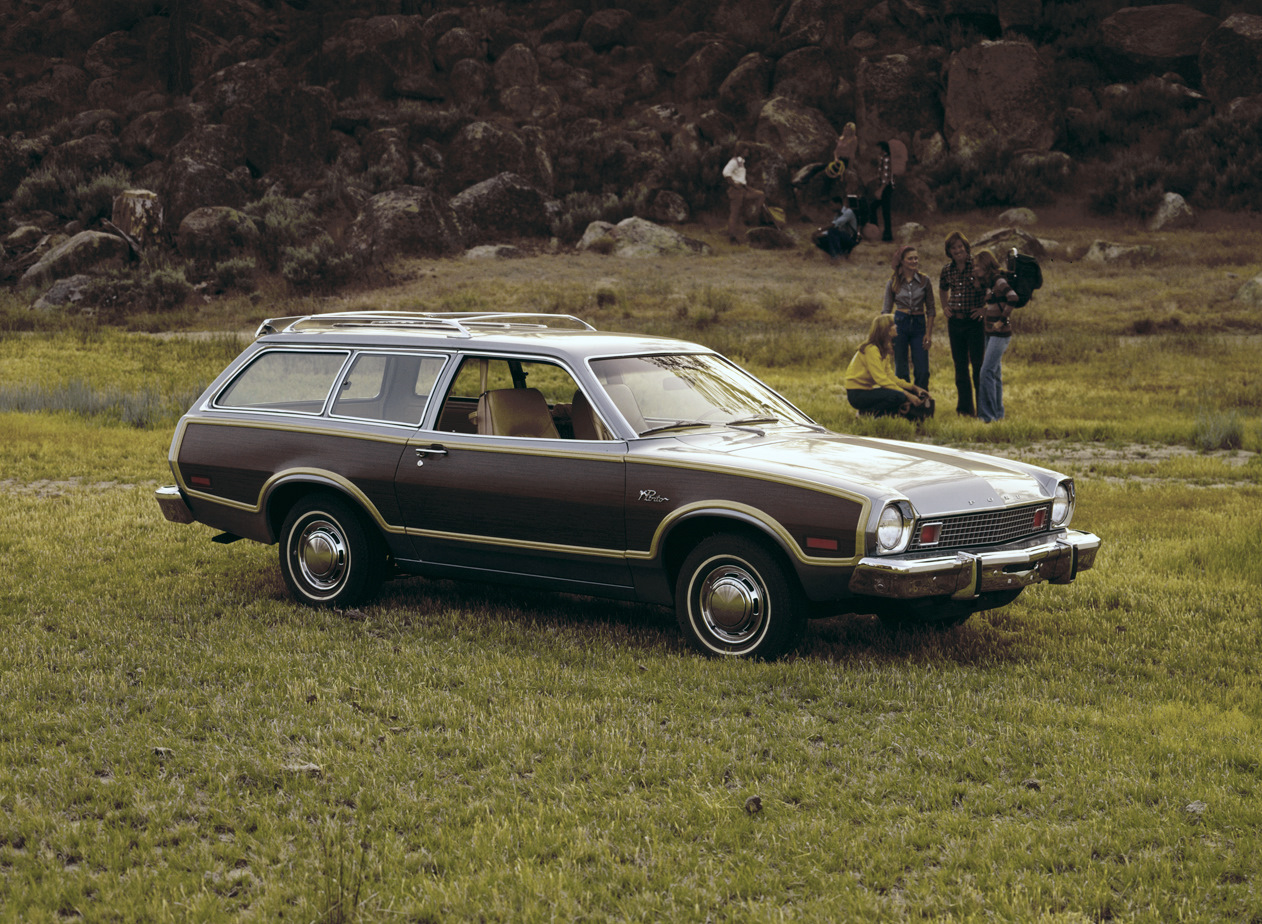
[848,529,1101,600]
[155,484,195,524]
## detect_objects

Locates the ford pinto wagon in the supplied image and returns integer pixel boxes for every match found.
[156,311,1100,658]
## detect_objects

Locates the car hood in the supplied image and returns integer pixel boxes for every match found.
[656,427,1053,514]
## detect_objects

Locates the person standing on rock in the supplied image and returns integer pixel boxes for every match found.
[939,231,985,416]
[834,122,858,170]
[722,147,767,243]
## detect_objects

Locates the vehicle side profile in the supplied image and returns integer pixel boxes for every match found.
[156,312,1101,658]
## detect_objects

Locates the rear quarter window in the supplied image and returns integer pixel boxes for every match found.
[216,350,349,414]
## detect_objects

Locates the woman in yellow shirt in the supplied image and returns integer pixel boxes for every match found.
[844,314,933,418]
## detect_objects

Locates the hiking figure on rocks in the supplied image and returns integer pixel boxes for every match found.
[722,147,768,243]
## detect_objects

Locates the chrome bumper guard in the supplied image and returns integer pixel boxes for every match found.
[155,484,195,524]
[848,529,1101,601]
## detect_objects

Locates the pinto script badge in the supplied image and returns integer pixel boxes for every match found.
[638,489,669,503]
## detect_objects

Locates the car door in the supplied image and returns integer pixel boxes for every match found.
[394,354,632,594]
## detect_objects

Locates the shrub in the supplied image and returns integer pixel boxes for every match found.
[214,257,259,293]
[1193,409,1244,452]
[73,169,130,226]
[1086,152,1167,218]
[245,194,320,270]
[280,235,359,292]
[923,138,1070,212]
[85,266,193,318]
[11,167,78,217]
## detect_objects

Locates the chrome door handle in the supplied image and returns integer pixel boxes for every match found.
[414,445,448,466]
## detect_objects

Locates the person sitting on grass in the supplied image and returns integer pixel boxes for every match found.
[844,314,933,419]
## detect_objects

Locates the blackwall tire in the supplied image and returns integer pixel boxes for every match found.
[675,534,806,659]
[279,493,383,608]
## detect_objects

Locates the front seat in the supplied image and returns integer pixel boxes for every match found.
[476,388,560,438]
[570,389,604,440]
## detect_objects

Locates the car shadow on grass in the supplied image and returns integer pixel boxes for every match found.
[355,575,1030,666]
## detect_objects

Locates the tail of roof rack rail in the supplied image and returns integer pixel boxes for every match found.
[254,311,596,339]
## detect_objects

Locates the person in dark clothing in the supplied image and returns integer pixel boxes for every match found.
[876,141,894,242]
[938,231,986,416]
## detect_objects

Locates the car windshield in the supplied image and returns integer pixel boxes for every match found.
[590,353,815,435]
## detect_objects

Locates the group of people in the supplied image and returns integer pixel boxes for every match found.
[844,232,1020,424]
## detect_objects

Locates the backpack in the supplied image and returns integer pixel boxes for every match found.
[1003,249,1043,308]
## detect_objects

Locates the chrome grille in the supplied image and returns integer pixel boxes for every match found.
[910,503,1052,551]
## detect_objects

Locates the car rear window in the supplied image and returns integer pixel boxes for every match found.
[216,350,349,414]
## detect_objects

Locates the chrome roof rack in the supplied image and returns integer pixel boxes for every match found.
[255,311,597,340]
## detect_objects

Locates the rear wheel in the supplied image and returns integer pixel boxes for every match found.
[675,534,807,659]
[279,493,384,607]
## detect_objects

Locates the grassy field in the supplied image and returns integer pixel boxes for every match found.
[1,210,1260,921]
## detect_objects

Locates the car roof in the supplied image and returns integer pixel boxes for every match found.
[253,311,713,360]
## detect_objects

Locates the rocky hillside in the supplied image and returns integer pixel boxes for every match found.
[2,0,1261,301]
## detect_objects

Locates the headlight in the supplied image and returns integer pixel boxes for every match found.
[876,503,912,553]
[1051,481,1075,526]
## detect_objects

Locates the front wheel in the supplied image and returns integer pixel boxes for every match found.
[279,493,384,608]
[675,534,806,659]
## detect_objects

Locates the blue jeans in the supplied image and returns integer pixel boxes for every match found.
[892,312,929,390]
[978,334,1009,422]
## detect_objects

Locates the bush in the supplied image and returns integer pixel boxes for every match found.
[280,234,358,292]
[85,266,193,318]
[73,169,130,226]
[245,194,320,270]
[1086,152,1167,217]
[214,257,259,293]
[923,138,1070,212]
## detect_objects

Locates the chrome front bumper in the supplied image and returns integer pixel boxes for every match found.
[848,529,1101,601]
[155,484,196,524]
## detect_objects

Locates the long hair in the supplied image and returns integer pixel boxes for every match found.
[944,230,971,260]
[973,249,1002,285]
[860,314,896,357]
[888,245,918,292]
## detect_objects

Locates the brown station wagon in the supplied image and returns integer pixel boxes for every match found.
[156,311,1101,658]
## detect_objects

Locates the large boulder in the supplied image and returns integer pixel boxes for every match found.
[1101,5,1218,65]
[493,43,538,90]
[168,124,247,170]
[161,158,247,228]
[718,54,773,123]
[1200,14,1262,106]
[772,46,834,112]
[675,41,745,105]
[754,97,837,169]
[1147,192,1195,231]
[192,61,334,174]
[348,186,464,263]
[945,41,1057,155]
[120,109,196,166]
[856,54,944,162]
[449,173,551,246]
[576,217,711,257]
[446,122,548,193]
[580,9,637,52]
[20,231,130,288]
[177,207,260,266]
[111,189,164,248]
[48,133,121,176]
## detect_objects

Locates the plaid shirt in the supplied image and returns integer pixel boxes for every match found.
[939,260,985,318]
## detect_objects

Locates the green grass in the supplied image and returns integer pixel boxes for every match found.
[1,471,1259,921]
[2,212,1261,920]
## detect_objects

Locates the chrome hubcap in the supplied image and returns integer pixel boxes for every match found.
[296,518,347,591]
[698,563,765,643]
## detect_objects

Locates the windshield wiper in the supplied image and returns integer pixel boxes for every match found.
[726,415,779,427]
[637,420,715,437]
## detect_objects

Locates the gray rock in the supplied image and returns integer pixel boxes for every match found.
[1102,5,1217,64]
[973,227,1047,259]
[463,245,527,260]
[754,97,836,169]
[1200,14,1262,106]
[177,206,260,265]
[1147,192,1195,231]
[1234,274,1262,307]
[896,222,928,244]
[32,274,94,311]
[997,208,1037,227]
[746,226,797,249]
[449,173,551,246]
[945,41,1057,154]
[348,186,464,263]
[20,232,130,288]
[650,190,690,224]
[1085,241,1159,264]
[579,217,711,258]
